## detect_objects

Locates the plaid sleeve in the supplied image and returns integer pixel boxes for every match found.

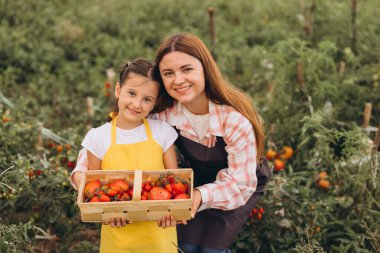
[196,112,257,210]
[69,148,89,190]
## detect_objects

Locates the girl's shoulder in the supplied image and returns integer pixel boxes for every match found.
[146,118,174,133]
[86,122,111,138]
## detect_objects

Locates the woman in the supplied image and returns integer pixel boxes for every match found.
[72,32,270,253]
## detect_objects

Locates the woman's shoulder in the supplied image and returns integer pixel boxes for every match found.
[215,103,250,125]
[215,103,252,134]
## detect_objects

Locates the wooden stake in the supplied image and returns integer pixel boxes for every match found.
[351,0,357,54]
[304,0,316,36]
[86,97,94,129]
[208,7,215,50]
[267,80,274,103]
[35,122,44,150]
[362,103,372,128]
[374,123,380,151]
[297,61,305,91]
[338,61,346,79]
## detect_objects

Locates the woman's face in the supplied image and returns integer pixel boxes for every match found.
[115,73,159,129]
[159,51,207,112]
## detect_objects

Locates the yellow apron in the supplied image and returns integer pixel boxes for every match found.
[100,117,177,253]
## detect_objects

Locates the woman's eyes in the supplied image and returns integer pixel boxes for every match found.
[163,71,174,77]
[163,68,193,77]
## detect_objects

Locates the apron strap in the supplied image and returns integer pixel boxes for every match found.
[143,118,153,141]
[111,117,152,144]
[111,117,117,145]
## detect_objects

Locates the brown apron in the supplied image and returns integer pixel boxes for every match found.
[175,130,271,250]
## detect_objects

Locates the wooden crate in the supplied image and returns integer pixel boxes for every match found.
[77,169,193,223]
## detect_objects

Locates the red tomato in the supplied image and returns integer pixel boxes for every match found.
[120,192,130,201]
[99,194,111,202]
[274,159,285,172]
[174,193,190,199]
[165,184,173,193]
[265,149,277,161]
[184,183,189,194]
[84,180,101,198]
[100,184,110,191]
[109,179,129,191]
[144,182,152,192]
[108,184,122,194]
[106,189,118,197]
[252,208,258,215]
[279,146,294,160]
[142,190,149,198]
[127,189,134,197]
[173,182,186,195]
[89,196,100,202]
[89,194,110,202]
[148,187,172,200]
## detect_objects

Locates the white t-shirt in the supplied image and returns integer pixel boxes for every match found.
[82,118,178,160]
[183,106,210,141]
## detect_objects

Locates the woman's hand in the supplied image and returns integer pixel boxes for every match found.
[157,215,187,229]
[190,189,202,218]
[104,217,131,228]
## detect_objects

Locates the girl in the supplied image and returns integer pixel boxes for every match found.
[79,58,179,253]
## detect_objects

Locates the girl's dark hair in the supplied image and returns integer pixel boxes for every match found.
[107,58,169,122]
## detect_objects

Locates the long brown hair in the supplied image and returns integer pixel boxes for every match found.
[154,32,265,158]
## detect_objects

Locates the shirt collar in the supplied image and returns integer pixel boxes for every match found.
[208,100,225,137]
[173,100,225,137]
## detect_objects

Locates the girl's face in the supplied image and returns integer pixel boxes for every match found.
[115,73,159,129]
[159,51,208,113]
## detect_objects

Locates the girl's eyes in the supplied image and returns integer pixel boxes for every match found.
[143,98,153,103]
[127,91,136,96]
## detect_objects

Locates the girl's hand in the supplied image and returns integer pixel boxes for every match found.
[190,189,202,218]
[104,217,131,228]
[157,215,187,229]
[72,172,84,190]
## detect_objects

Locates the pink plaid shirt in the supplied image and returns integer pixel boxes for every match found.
[71,100,257,211]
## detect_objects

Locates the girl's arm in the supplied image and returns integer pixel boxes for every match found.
[163,144,177,169]
[70,149,88,190]
[87,150,101,170]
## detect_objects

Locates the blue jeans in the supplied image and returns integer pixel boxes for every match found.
[178,242,231,253]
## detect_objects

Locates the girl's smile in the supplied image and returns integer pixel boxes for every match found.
[115,73,159,129]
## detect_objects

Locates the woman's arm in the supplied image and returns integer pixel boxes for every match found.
[163,144,177,169]
[196,112,258,211]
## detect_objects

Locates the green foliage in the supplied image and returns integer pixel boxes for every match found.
[0,220,37,253]
[1,0,379,252]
